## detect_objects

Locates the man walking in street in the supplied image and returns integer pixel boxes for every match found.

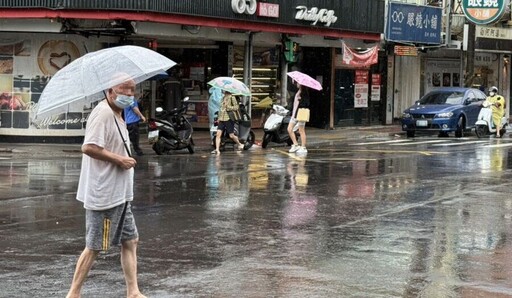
[125,96,146,156]
[66,77,146,298]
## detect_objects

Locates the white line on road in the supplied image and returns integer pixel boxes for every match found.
[483,142,512,148]
[390,140,447,146]
[350,139,411,146]
[432,140,488,147]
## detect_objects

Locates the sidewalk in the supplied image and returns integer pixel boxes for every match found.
[0,125,404,156]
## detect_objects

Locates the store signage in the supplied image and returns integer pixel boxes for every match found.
[354,70,369,108]
[394,45,418,56]
[295,6,338,27]
[462,0,509,25]
[386,2,442,44]
[371,74,381,102]
[476,24,512,40]
[37,115,87,128]
[232,0,257,15]
[475,52,494,66]
[257,2,279,18]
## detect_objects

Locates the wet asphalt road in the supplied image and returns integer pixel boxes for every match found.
[2,136,512,297]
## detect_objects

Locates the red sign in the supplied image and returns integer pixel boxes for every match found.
[257,3,279,18]
[394,46,418,56]
[371,74,381,85]
[342,42,378,67]
[355,70,369,84]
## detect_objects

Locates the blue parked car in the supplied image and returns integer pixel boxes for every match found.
[401,87,486,138]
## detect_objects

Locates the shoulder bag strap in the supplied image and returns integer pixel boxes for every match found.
[113,115,132,157]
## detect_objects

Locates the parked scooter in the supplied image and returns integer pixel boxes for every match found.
[148,97,195,154]
[211,100,255,151]
[262,104,298,148]
[475,100,508,138]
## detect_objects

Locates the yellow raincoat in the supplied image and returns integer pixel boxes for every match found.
[487,94,505,129]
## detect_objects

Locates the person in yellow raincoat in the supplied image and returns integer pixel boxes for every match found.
[486,86,505,137]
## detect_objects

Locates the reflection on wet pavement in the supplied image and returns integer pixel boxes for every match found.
[1,139,512,297]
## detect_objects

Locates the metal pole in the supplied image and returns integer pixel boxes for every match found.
[248,32,253,118]
[280,56,288,106]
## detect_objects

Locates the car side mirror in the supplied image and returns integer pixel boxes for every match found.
[465,98,475,105]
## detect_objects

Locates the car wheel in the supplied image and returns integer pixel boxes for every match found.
[406,130,415,138]
[454,116,465,138]
[475,125,488,138]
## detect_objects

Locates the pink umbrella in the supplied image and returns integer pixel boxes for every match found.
[287,71,323,91]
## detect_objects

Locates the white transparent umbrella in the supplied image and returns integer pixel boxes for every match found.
[35,45,176,118]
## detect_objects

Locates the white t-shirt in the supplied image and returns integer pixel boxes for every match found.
[76,100,134,210]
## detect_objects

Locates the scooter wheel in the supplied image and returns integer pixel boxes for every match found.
[187,138,195,154]
[244,131,255,150]
[475,125,488,138]
[262,134,272,149]
[152,139,165,155]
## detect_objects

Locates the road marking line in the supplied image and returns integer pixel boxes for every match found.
[275,149,309,161]
[432,140,488,146]
[484,143,512,148]
[350,139,411,146]
[352,149,449,156]
[317,158,378,161]
[390,140,447,146]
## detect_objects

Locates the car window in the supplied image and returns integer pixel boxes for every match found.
[418,91,464,105]
[474,90,486,101]
[466,91,476,102]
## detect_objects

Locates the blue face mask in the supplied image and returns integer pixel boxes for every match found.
[112,89,134,109]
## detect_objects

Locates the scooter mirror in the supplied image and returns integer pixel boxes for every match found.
[183,97,190,102]
[156,107,163,113]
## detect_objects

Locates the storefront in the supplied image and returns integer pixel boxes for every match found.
[0,0,384,141]
[473,26,511,117]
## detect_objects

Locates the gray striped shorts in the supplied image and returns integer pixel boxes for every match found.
[85,202,138,251]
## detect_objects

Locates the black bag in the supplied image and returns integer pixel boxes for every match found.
[227,110,241,122]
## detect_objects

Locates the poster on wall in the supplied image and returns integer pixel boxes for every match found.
[0,36,106,136]
[354,70,369,108]
[424,59,461,94]
[371,74,381,102]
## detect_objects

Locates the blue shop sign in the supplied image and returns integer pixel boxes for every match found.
[386,2,442,44]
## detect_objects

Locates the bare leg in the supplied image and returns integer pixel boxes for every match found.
[214,129,222,154]
[121,238,146,298]
[298,126,307,147]
[228,133,242,147]
[66,248,100,298]
[287,121,298,146]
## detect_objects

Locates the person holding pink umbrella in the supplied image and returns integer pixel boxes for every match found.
[286,71,322,154]
[287,80,310,154]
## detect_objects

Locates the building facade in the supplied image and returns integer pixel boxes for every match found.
[0,0,384,141]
